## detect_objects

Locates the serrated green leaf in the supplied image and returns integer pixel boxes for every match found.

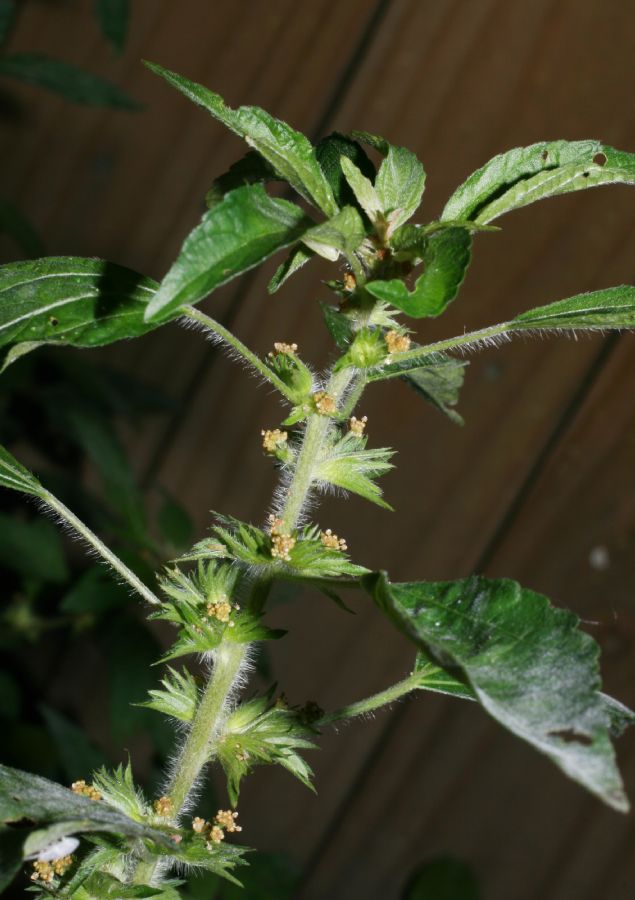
[319,302,354,349]
[511,285,635,331]
[0,196,44,258]
[267,245,314,294]
[94,0,130,54]
[0,54,140,109]
[0,763,171,843]
[315,432,394,509]
[364,571,631,811]
[339,155,382,221]
[350,130,390,155]
[219,695,317,804]
[366,227,472,318]
[139,666,199,723]
[145,61,337,215]
[0,443,43,496]
[0,258,162,365]
[315,132,376,210]
[414,653,475,701]
[144,185,310,322]
[205,150,279,208]
[301,205,365,262]
[368,351,467,424]
[160,833,248,885]
[374,145,426,230]
[92,761,149,822]
[441,140,635,223]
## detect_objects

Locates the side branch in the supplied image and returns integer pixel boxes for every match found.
[182,306,296,400]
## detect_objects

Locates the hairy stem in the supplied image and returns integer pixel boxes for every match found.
[390,320,513,364]
[182,306,294,400]
[42,490,161,607]
[280,367,359,530]
[318,670,422,725]
[167,642,247,814]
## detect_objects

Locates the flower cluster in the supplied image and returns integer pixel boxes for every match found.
[71,779,101,801]
[192,809,242,849]
[261,428,288,453]
[153,795,174,817]
[320,528,348,552]
[349,415,368,436]
[31,856,73,884]
[384,329,411,354]
[312,390,337,415]
[269,341,298,356]
[268,515,296,562]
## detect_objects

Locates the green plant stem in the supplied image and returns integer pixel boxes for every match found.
[167,641,247,813]
[182,306,295,400]
[390,320,513,365]
[280,367,360,530]
[41,489,161,607]
[318,670,422,726]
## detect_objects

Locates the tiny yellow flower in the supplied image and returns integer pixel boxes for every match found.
[31,862,55,884]
[268,341,298,357]
[320,528,348,552]
[385,330,411,354]
[343,272,357,292]
[349,415,368,436]
[208,825,225,845]
[215,809,242,833]
[261,428,288,453]
[71,780,102,801]
[206,600,233,623]
[52,856,73,877]
[313,390,336,415]
[192,816,209,834]
[153,796,174,818]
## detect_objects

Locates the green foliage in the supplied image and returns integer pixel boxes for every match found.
[374,144,426,231]
[301,205,366,262]
[94,0,130,54]
[366,227,472,318]
[206,150,279,208]
[315,132,376,210]
[512,285,635,331]
[0,258,162,366]
[265,349,314,404]
[92,762,149,822]
[268,245,314,294]
[315,431,394,509]
[366,351,467,424]
[145,186,310,322]
[0,53,141,108]
[0,443,43,497]
[145,62,338,216]
[441,139,635,222]
[413,654,475,701]
[363,571,631,811]
[140,667,200,723]
[218,693,317,804]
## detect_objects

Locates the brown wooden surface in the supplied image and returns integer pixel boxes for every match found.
[2,1,635,898]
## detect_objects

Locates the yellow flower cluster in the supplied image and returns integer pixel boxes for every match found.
[261,428,288,453]
[384,330,411,354]
[268,341,298,356]
[31,856,73,883]
[313,390,336,415]
[192,810,242,849]
[71,780,101,801]
[320,529,348,552]
[153,796,174,818]
[206,598,233,623]
[349,415,368,436]
[268,514,296,562]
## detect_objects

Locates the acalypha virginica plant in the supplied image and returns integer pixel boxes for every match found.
[0,61,634,896]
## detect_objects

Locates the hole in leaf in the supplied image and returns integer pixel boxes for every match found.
[541,150,549,161]
[549,728,593,746]
[48,316,59,326]
[593,151,607,166]
[582,172,590,178]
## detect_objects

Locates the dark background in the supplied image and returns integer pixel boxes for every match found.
[1,1,635,898]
